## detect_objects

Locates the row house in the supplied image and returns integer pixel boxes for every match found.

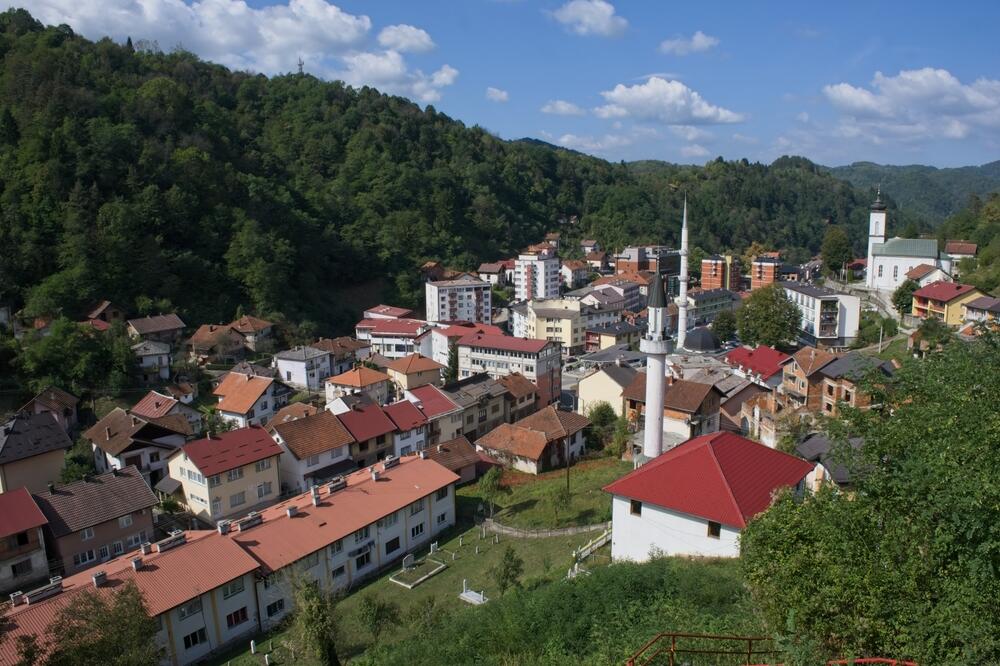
[497,373,540,423]
[383,400,428,457]
[165,427,282,524]
[911,281,984,326]
[440,374,511,442]
[354,317,433,359]
[326,366,392,406]
[456,333,562,406]
[131,390,203,435]
[126,313,186,346]
[475,406,589,475]
[425,274,493,324]
[514,243,561,301]
[21,386,78,434]
[85,409,190,489]
[331,399,398,468]
[34,466,157,576]
[0,412,73,494]
[386,353,445,393]
[429,322,505,366]
[404,384,466,447]
[0,489,50,595]
[312,337,371,376]
[270,411,356,496]
[273,346,332,391]
[778,347,838,412]
[213,373,282,427]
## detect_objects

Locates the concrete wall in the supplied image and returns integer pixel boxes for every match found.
[0,449,66,494]
[610,495,740,561]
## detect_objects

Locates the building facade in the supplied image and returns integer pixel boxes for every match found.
[425,275,493,324]
[456,334,562,407]
[514,244,560,301]
[780,282,860,349]
[273,346,333,391]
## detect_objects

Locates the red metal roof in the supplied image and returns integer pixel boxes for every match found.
[912,280,979,303]
[364,304,414,318]
[0,487,47,538]
[383,400,427,431]
[945,240,977,255]
[355,318,428,337]
[433,323,506,339]
[131,390,178,419]
[408,385,461,418]
[457,333,551,353]
[723,345,791,380]
[604,432,813,528]
[178,426,282,476]
[335,402,397,442]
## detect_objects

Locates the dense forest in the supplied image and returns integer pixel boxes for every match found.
[0,10,969,334]
[935,192,1000,293]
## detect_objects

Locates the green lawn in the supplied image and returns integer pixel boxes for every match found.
[458,458,632,530]
[871,337,909,362]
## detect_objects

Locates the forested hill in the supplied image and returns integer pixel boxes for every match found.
[827,160,1000,222]
[0,10,910,333]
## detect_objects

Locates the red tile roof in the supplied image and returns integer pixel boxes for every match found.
[386,353,445,374]
[228,456,458,573]
[230,315,273,333]
[457,333,551,353]
[905,263,939,280]
[383,401,427,431]
[604,432,813,528]
[945,240,977,255]
[177,426,282,476]
[0,487,47,538]
[425,436,480,473]
[364,304,414,319]
[271,411,354,460]
[723,345,791,380]
[335,402,396,442]
[497,373,538,399]
[79,318,111,331]
[355,318,428,337]
[131,391,178,419]
[407,385,461,419]
[327,366,390,387]
[213,373,273,414]
[913,281,979,303]
[475,406,589,462]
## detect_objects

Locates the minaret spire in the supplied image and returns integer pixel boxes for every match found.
[638,271,673,464]
[676,196,690,350]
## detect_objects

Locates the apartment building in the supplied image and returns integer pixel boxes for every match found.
[701,254,741,290]
[270,411,356,495]
[354,318,433,359]
[425,274,493,324]
[560,260,590,289]
[510,298,618,356]
[750,257,780,291]
[166,427,282,524]
[0,488,49,595]
[0,412,72,494]
[780,282,861,349]
[615,246,681,278]
[686,288,740,325]
[514,243,560,301]
[440,374,511,442]
[34,466,157,576]
[456,333,562,406]
[584,321,642,353]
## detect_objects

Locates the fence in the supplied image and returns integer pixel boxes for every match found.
[482,518,611,539]
[574,529,611,562]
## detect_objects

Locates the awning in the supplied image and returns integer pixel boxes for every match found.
[154,476,182,494]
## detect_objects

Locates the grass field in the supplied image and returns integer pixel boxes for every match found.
[871,337,909,362]
[457,457,631,529]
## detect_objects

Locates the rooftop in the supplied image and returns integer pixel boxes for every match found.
[818,352,894,382]
[497,372,538,399]
[130,339,171,355]
[778,281,844,299]
[355,318,429,337]
[383,400,428,432]
[176,427,282,476]
[34,466,158,538]
[790,347,838,377]
[965,295,1000,314]
[428,275,490,288]
[230,315,273,334]
[126,313,185,335]
[0,412,73,465]
[327,366,391,387]
[272,410,355,461]
[796,433,864,486]
[130,391,179,420]
[25,386,78,413]
[441,374,509,408]
[406,384,462,419]
[335,400,397,442]
[905,263,940,280]
[945,240,977,255]
[213,373,273,415]
[475,407,589,462]
[311,336,370,358]
[274,345,330,362]
[269,402,319,426]
[871,237,943,260]
[83,409,190,457]
[458,333,552,354]
[386,353,446,374]
[364,304,414,319]
[913,280,979,302]
[0,487,47,538]
[724,345,791,380]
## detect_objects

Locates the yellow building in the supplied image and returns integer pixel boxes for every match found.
[576,363,638,418]
[911,281,984,326]
[515,298,619,355]
[0,413,72,493]
[165,426,282,524]
[386,353,445,392]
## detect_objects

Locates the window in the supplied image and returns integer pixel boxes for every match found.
[358,441,369,452]
[183,628,207,650]
[301,552,319,569]
[119,514,133,529]
[127,533,146,549]
[222,578,245,599]
[411,523,425,539]
[409,500,423,516]
[707,521,722,539]
[11,560,32,576]
[255,458,272,472]
[227,467,244,482]
[73,550,96,567]
[355,551,371,569]
[112,541,124,556]
[332,565,346,579]
[437,512,447,525]
[260,401,268,411]
[379,512,398,528]
[266,599,285,618]
[893,265,898,279]
[307,455,320,467]
[824,403,833,413]
[211,498,222,515]
[98,545,109,560]
[354,526,370,543]
[376,434,386,446]
[226,607,249,628]
[81,527,94,541]
[286,371,292,381]
[630,499,642,516]
[491,404,500,414]
[230,492,246,508]
[257,482,272,499]
[330,539,343,555]
[436,487,448,501]
[385,537,400,555]
[178,599,202,620]
[877,265,884,277]
[826,384,834,396]
[208,474,221,487]
[149,452,160,463]
[844,390,853,403]
[400,429,411,440]
[8,531,29,548]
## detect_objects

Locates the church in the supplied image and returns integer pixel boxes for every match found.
[866,190,952,293]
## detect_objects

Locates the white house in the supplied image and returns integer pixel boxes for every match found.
[355,318,433,359]
[514,243,560,301]
[84,408,190,489]
[866,191,952,293]
[780,282,861,349]
[425,275,492,324]
[604,432,813,561]
[269,410,356,495]
[273,346,332,392]
[213,374,278,428]
[383,400,428,457]
[132,340,171,384]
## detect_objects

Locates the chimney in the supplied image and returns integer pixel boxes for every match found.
[112,467,119,477]
[437,444,444,452]
[370,468,380,482]
[286,506,298,518]
[9,591,24,606]
[47,482,54,493]
[92,571,107,588]
[105,426,111,440]
[140,542,153,555]
[312,493,321,507]
[217,520,231,535]
[130,556,142,571]
[131,416,138,426]
[418,450,428,460]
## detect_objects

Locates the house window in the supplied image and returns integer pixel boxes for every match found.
[301,552,319,569]
[330,539,343,555]
[98,545,109,560]
[385,537,400,555]
[437,512,447,525]
[354,526,370,543]
[266,599,285,618]
[877,265,884,277]
[230,492,246,508]
[80,527,95,541]
[826,384,834,396]
[376,434,386,446]
[260,401,268,411]
[73,550,96,567]
[436,487,449,501]
[183,628,207,650]
[8,531,29,548]
[112,541,124,556]
[226,607,249,628]
[149,452,160,464]
[707,521,722,539]
[355,551,371,570]
[178,599,202,620]
[844,390,853,403]
[222,578,245,599]
[379,512,398,528]
[332,565,346,579]
[255,458,272,472]
[893,266,898,279]
[211,498,222,515]
[411,523,425,539]
[227,467,244,482]
[409,500,423,516]
[11,560,32,577]
[307,455,320,467]
[127,532,146,549]
[119,515,133,529]
[208,474,221,487]
[286,371,292,381]
[630,499,642,516]
[257,482,272,499]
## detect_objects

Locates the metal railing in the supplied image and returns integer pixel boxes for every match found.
[626,632,776,666]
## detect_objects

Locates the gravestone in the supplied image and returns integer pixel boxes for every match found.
[430,541,438,554]
[402,553,415,570]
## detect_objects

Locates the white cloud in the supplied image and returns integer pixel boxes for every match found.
[377,24,435,53]
[659,30,719,56]
[595,76,743,124]
[541,100,585,116]
[670,125,712,141]
[796,112,810,123]
[556,132,634,152]
[340,51,458,103]
[551,0,627,38]
[486,87,509,102]
[680,144,710,158]
[732,133,759,144]
[822,68,1000,142]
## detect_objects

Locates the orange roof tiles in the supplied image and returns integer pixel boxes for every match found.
[271,411,355,461]
[386,353,445,374]
[131,390,178,419]
[230,315,273,334]
[475,406,589,462]
[214,373,273,414]
[327,366,390,387]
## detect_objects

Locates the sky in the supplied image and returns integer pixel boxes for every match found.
[13,0,1000,167]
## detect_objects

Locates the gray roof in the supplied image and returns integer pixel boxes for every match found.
[688,288,738,304]
[587,321,642,335]
[818,352,894,381]
[131,339,171,355]
[230,361,277,378]
[127,313,185,334]
[871,237,944,260]
[965,296,1000,314]
[683,326,720,352]
[647,272,667,309]
[0,412,73,465]
[33,465,158,537]
[274,345,330,362]
[796,434,864,486]
[441,374,509,407]
[599,363,639,388]
[779,281,843,299]
[579,344,646,367]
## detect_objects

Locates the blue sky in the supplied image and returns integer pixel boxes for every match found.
[15,0,1000,166]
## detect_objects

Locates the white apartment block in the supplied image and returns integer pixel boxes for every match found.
[780,282,861,349]
[514,244,561,301]
[425,275,492,324]
[456,334,561,406]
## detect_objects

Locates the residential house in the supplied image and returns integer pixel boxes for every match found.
[623,375,723,441]
[270,411,355,495]
[440,374,511,442]
[34,466,157,575]
[456,333,562,407]
[87,301,127,325]
[585,250,609,273]
[723,345,791,389]
[817,353,893,417]
[580,239,601,254]
[544,232,561,250]
[585,321,642,352]
[131,390,203,435]
[425,274,493,324]
[576,362,638,418]
[404,384,464,446]
[132,339,172,384]
[383,400,428,457]
[0,413,73,493]
[778,346,838,412]
[230,315,275,352]
[20,387,78,434]
[188,324,246,364]
[331,398,398,468]
[425,436,482,484]
[569,279,641,313]
[796,433,864,491]
[85,409,190,488]
[905,263,951,288]
[963,295,1000,326]
[477,262,506,286]
[560,260,590,289]
[363,304,414,320]
[0,530,260,666]
[386,353,445,394]
[615,246,681,278]
[166,427,282,524]
[945,240,978,264]
[213,374,279,427]
[325,366,392,406]
[273,346,332,392]
[514,243,561,301]
[0,488,50,594]
[312,337,371,375]
[227,360,277,379]
[911,281,985,326]
[126,313,186,346]
[497,373,539,423]
[165,381,197,404]
[354,318,433,359]
[780,281,861,349]
[474,406,589,475]
[604,432,812,560]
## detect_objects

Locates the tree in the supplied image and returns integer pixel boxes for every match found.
[61,436,97,483]
[542,483,572,525]
[478,466,503,518]
[45,581,161,666]
[585,401,616,449]
[736,285,800,347]
[739,241,774,271]
[291,579,341,666]
[820,227,852,275]
[357,595,401,642]
[608,416,632,458]
[16,318,112,395]
[14,635,42,666]
[915,316,952,353]
[711,309,737,341]
[892,279,919,315]
[444,344,459,384]
[491,546,524,597]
